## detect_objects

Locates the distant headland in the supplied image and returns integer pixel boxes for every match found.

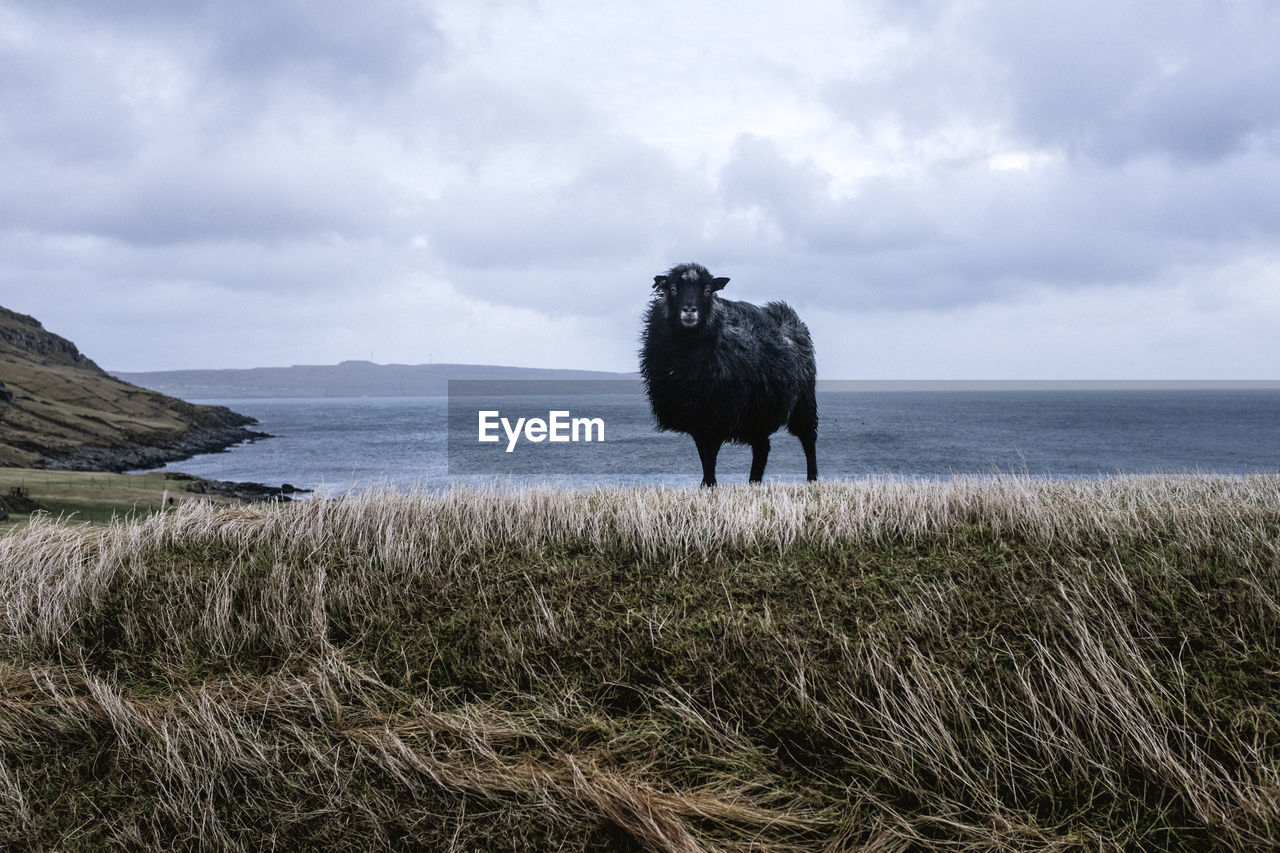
[113,361,637,399]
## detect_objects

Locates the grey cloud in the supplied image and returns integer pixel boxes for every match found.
[720,136,951,257]
[825,1,1280,166]
[410,76,602,164]
[719,136,834,231]
[969,0,1280,164]
[715,133,1280,310]
[205,0,443,86]
[1105,53,1280,163]
[0,36,144,166]
[419,139,710,301]
[0,1,425,247]
[7,0,445,93]
[0,135,402,245]
[822,22,998,137]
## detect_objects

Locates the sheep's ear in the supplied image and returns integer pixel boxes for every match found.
[652,275,668,291]
[711,277,730,291]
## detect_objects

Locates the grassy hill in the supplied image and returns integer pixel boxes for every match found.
[0,306,262,471]
[1,475,1277,850]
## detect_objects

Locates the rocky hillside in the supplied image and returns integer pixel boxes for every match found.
[0,306,264,471]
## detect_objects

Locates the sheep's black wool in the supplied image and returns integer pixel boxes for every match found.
[640,262,818,486]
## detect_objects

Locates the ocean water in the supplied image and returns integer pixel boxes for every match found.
[147,389,1280,494]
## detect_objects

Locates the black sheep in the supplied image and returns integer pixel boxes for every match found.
[640,262,818,486]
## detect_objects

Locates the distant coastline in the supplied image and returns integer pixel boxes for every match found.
[113,359,1280,401]
[113,361,637,399]
[816,379,1280,392]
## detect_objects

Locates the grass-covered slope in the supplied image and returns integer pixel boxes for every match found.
[0,306,261,470]
[1,476,1278,851]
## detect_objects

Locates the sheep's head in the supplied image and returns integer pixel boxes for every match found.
[653,263,729,332]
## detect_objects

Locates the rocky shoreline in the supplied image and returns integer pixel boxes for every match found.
[43,420,272,473]
[162,472,311,502]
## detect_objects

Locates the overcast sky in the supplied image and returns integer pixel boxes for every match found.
[2,0,1278,378]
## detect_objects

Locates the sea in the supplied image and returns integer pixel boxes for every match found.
[144,387,1280,495]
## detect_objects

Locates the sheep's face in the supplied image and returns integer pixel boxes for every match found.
[653,266,729,333]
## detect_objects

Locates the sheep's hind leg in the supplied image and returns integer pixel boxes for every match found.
[787,390,819,482]
[694,435,722,487]
[800,433,817,481]
[749,437,770,483]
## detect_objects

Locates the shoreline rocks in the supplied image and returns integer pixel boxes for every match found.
[163,472,311,502]
[43,421,273,473]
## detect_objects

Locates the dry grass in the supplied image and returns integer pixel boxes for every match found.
[1,474,1278,850]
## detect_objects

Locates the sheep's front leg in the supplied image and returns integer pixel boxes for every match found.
[749,437,770,483]
[694,435,722,487]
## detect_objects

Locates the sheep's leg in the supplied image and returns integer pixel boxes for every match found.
[800,433,817,482]
[749,437,770,483]
[694,435,721,487]
[787,388,819,482]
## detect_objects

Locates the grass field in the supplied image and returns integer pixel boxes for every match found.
[0,467,237,532]
[1,475,1278,850]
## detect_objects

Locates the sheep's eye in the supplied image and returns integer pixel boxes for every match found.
[668,286,677,296]
[703,286,711,297]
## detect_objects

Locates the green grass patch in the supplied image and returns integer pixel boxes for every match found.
[0,467,236,532]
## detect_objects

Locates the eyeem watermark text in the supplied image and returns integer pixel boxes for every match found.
[478,410,605,452]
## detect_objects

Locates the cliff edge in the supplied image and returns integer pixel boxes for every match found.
[0,306,265,471]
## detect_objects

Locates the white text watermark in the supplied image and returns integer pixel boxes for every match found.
[478,410,605,452]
